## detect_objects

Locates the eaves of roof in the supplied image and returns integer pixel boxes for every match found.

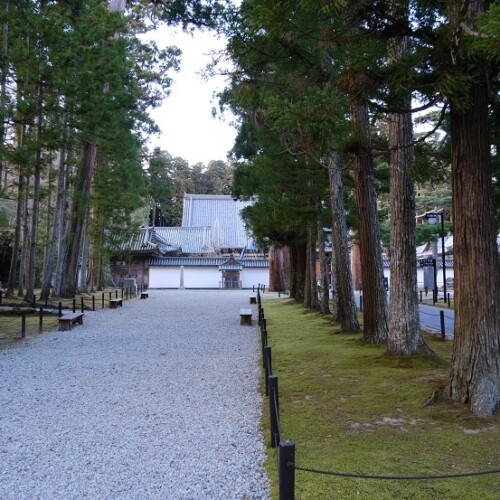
[149,257,269,268]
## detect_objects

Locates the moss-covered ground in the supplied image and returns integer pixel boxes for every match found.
[260,297,500,499]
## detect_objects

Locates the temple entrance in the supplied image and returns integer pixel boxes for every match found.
[219,256,243,289]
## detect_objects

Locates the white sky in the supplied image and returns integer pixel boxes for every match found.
[147,27,238,166]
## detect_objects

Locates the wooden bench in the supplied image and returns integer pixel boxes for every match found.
[249,294,257,304]
[240,308,253,326]
[109,298,123,308]
[140,292,149,299]
[58,312,84,331]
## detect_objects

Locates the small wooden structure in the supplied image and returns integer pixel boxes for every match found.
[240,308,253,326]
[140,291,149,299]
[249,294,257,304]
[58,312,84,331]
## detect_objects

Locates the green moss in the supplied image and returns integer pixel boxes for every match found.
[260,298,500,499]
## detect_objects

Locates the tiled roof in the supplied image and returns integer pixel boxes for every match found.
[181,193,254,249]
[149,257,269,268]
[153,227,212,254]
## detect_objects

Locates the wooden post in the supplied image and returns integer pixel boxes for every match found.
[269,375,280,447]
[440,310,445,340]
[279,441,295,500]
[39,307,43,333]
[264,346,272,396]
[21,311,26,338]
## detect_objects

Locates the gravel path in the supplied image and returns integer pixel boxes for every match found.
[0,290,270,499]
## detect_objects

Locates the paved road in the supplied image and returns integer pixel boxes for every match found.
[419,303,455,339]
[353,293,455,339]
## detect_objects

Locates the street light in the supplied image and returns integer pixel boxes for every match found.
[426,210,447,303]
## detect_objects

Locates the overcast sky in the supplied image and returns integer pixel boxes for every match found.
[147,27,238,166]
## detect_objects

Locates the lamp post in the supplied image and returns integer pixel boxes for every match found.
[426,211,447,303]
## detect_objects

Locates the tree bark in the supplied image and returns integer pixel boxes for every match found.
[25,77,45,302]
[0,2,9,192]
[289,241,306,302]
[41,116,69,299]
[449,79,500,416]
[447,0,500,417]
[17,175,30,297]
[350,100,388,343]
[328,155,360,331]
[386,0,425,356]
[317,220,330,315]
[60,142,96,297]
[7,168,25,296]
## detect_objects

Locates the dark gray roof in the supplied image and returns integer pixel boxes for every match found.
[181,194,254,249]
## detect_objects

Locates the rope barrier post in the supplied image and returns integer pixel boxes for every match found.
[419,290,422,303]
[279,441,295,500]
[102,293,105,309]
[72,299,76,313]
[269,375,280,447]
[261,329,268,365]
[58,302,62,318]
[21,311,26,338]
[264,346,272,396]
[81,297,84,313]
[92,295,95,311]
[448,293,451,307]
[440,310,445,340]
[39,307,43,333]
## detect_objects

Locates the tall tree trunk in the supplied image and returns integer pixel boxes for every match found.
[386,0,425,356]
[0,2,9,192]
[448,0,500,417]
[25,78,45,302]
[17,175,31,297]
[7,169,25,296]
[41,116,69,299]
[53,151,72,297]
[60,142,96,297]
[350,100,388,343]
[79,210,90,292]
[449,82,500,415]
[449,80,500,416]
[269,246,288,292]
[317,220,330,315]
[304,225,318,310]
[289,241,306,302]
[328,156,360,331]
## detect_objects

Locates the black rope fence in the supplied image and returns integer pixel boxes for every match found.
[0,286,147,339]
[255,289,499,500]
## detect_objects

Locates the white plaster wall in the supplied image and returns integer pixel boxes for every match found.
[183,268,220,288]
[149,267,179,288]
[148,266,270,289]
[241,269,269,289]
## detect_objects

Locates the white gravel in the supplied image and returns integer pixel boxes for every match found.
[0,290,270,499]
